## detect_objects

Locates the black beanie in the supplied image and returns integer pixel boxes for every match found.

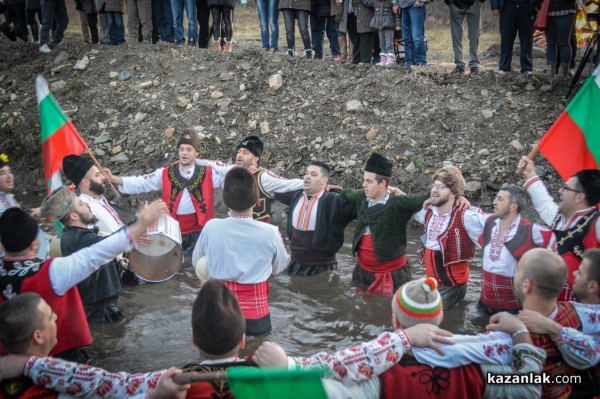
[62,155,93,187]
[365,152,393,177]
[222,167,259,211]
[0,208,38,253]
[575,169,600,206]
[237,136,264,158]
[192,280,245,356]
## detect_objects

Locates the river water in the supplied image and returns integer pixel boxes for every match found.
[18,193,489,373]
[87,222,488,373]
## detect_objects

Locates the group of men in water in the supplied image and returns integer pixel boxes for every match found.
[1,129,600,398]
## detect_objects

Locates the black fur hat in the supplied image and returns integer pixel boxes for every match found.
[0,208,38,253]
[365,152,393,177]
[62,155,93,187]
[237,136,264,158]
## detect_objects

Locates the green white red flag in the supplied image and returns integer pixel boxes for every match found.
[538,64,600,180]
[36,75,88,193]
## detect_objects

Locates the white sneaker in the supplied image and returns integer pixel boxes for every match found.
[39,44,52,53]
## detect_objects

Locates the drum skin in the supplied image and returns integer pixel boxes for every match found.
[129,215,183,282]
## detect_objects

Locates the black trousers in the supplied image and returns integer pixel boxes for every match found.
[210,6,232,41]
[39,0,69,46]
[498,2,533,72]
[196,0,210,47]
[347,12,360,63]
[26,8,42,40]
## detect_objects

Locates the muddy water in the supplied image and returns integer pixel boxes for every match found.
[86,223,488,373]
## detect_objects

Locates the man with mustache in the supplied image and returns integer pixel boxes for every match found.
[196,135,303,223]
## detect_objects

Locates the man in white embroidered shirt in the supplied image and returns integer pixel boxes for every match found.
[517,156,600,301]
[104,129,223,254]
[192,167,289,336]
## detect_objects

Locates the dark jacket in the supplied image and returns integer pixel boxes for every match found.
[491,0,541,12]
[548,0,575,13]
[60,226,123,309]
[445,0,485,8]
[208,0,234,9]
[311,0,337,16]
[340,189,428,261]
[276,190,357,254]
[279,0,311,11]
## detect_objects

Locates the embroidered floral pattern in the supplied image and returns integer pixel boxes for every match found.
[412,367,450,395]
[489,222,516,262]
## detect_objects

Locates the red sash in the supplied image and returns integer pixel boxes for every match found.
[480,270,521,310]
[177,213,201,235]
[223,280,270,319]
[357,235,406,296]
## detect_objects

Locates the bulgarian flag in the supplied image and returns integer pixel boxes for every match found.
[36,75,88,194]
[227,367,327,399]
[538,64,600,180]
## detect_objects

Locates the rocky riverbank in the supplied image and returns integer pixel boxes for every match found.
[0,38,574,210]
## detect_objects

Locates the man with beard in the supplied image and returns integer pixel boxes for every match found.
[413,166,476,310]
[42,186,124,323]
[461,185,550,316]
[196,136,303,223]
[62,154,125,236]
[517,156,600,301]
[105,130,222,253]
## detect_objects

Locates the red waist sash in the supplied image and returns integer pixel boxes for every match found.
[177,213,202,235]
[357,235,406,296]
[223,280,270,320]
[480,270,521,310]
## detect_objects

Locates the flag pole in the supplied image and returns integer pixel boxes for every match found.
[515,145,540,174]
[84,148,121,199]
[173,371,227,385]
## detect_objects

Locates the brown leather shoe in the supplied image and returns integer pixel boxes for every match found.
[224,41,233,53]
[212,40,222,52]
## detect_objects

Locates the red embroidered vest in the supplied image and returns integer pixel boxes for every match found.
[182,358,257,399]
[551,210,599,301]
[424,207,475,266]
[478,216,538,260]
[251,169,274,222]
[161,166,214,234]
[0,258,91,356]
[380,360,485,399]
[531,302,581,399]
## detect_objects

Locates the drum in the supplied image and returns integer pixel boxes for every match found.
[128,214,183,282]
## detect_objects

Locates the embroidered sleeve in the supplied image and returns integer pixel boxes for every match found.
[25,356,165,398]
[289,330,411,383]
[462,208,491,246]
[574,302,600,335]
[413,331,513,367]
[480,344,546,399]
[523,178,559,226]
[555,327,600,369]
[119,168,164,194]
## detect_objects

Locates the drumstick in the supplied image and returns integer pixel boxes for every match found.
[173,371,228,385]
[515,145,540,174]
[84,148,121,199]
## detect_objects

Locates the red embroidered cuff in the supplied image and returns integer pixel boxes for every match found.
[23,356,38,377]
[397,330,412,352]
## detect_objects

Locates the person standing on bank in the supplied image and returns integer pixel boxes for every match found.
[209,0,234,52]
[280,0,313,59]
[491,0,540,74]
[446,0,484,74]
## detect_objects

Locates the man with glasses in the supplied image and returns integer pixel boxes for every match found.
[413,166,477,310]
[517,156,600,301]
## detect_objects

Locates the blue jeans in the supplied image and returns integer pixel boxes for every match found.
[152,0,174,42]
[282,8,310,50]
[171,0,197,42]
[310,14,340,57]
[402,4,427,66]
[256,0,279,49]
[105,11,125,44]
